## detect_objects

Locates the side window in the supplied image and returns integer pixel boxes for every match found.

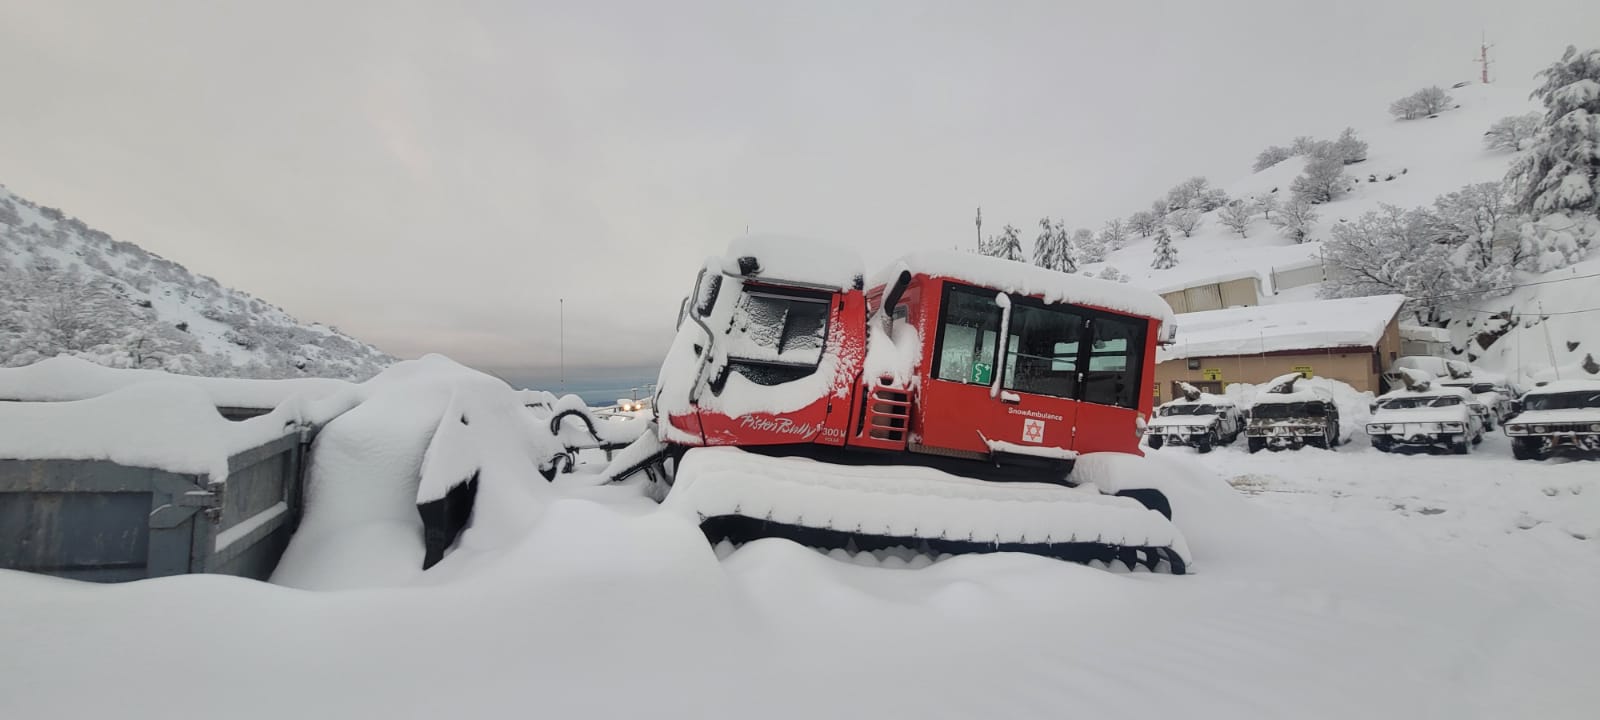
[1003,304,1085,399]
[724,288,831,386]
[935,288,1000,384]
[1081,315,1145,409]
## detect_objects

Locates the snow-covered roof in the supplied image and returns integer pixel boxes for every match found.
[869,251,1177,324]
[723,235,864,290]
[1398,324,1452,343]
[1157,295,1405,362]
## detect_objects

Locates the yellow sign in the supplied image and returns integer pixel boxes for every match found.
[1202,368,1223,381]
[1293,365,1313,379]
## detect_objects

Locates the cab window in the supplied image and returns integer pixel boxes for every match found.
[1003,303,1086,399]
[934,286,1000,384]
[725,287,831,386]
[1081,314,1145,409]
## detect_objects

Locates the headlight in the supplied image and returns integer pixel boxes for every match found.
[1589,424,1600,432]
[1442,422,1464,430]
[1366,424,1384,433]
[1507,424,1525,435]
[1534,425,1548,433]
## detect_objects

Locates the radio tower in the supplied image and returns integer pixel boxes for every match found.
[1477,33,1494,84]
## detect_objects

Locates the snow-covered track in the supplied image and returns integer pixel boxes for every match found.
[664,447,1191,574]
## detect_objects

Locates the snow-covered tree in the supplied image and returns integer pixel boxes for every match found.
[1271,197,1319,242]
[1484,112,1543,152]
[1253,145,1294,172]
[1166,208,1203,237]
[1391,86,1452,119]
[1127,210,1160,237]
[1291,156,1348,204]
[1253,193,1280,220]
[1331,127,1368,164]
[1218,202,1253,237]
[983,224,1025,261]
[1072,227,1103,263]
[1322,204,1473,324]
[1507,45,1600,218]
[1099,218,1129,250]
[1290,136,1320,155]
[1029,219,1076,273]
[1166,177,1228,212]
[1428,182,1523,275]
[1150,226,1178,269]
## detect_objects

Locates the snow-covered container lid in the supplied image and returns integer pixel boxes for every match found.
[869,251,1177,324]
[723,235,864,290]
[0,356,353,408]
[1157,294,1405,362]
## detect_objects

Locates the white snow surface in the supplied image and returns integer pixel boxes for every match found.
[872,250,1177,326]
[1158,294,1405,362]
[2,355,1599,719]
[0,355,352,407]
[0,383,310,479]
[723,234,863,289]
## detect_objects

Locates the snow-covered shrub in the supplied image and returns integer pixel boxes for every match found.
[1507,45,1600,218]
[1253,145,1294,172]
[1271,198,1319,242]
[1330,127,1368,164]
[1127,210,1160,237]
[1390,86,1453,120]
[1217,202,1253,237]
[1291,156,1348,204]
[1515,213,1598,272]
[1165,177,1228,212]
[1099,218,1128,250]
[1150,226,1179,269]
[1484,112,1542,152]
[1253,193,1280,220]
[1166,208,1203,237]
[1071,227,1104,263]
[1097,266,1126,282]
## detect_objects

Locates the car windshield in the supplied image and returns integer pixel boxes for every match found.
[1523,391,1600,411]
[1160,404,1214,416]
[1470,383,1496,394]
[1380,395,1462,410]
[1252,401,1323,419]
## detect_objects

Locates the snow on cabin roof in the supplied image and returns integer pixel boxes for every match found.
[0,356,354,408]
[724,235,864,290]
[869,251,1177,324]
[1157,294,1406,362]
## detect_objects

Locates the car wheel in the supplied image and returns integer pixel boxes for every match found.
[1451,435,1470,455]
[1372,437,1392,453]
[1197,430,1216,454]
[1471,430,1483,445]
[1247,437,1264,454]
[1147,435,1164,450]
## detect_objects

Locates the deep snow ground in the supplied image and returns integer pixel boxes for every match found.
[3,434,1597,720]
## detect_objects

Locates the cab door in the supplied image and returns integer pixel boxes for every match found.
[916,282,1082,457]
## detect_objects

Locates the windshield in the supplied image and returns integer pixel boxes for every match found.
[1379,395,1463,410]
[1252,401,1324,419]
[1470,383,1496,394]
[1524,391,1600,411]
[1160,404,1214,416]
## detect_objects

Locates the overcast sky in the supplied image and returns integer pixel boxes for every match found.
[2,1,1595,380]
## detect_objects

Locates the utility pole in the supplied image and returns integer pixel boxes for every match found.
[1539,301,1559,379]
[559,297,565,386]
[974,206,983,253]
[1476,32,1494,84]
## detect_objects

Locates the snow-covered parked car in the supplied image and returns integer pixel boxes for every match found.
[1503,380,1600,461]
[1145,386,1243,453]
[1245,374,1341,453]
[1438,379,1511,429]
[1365,384,1483,454]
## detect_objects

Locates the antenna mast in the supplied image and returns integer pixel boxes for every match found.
[1477,32,1494,84]
[974,206,983,253]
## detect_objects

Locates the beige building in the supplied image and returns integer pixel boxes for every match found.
[1153,295,1406,403]
[1156,271,1264,314]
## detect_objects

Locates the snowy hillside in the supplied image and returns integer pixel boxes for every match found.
[0,183,393,379]
[1087,83,1539,292]
[1067,82,1597,387]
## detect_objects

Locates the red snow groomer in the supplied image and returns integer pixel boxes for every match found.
[610,238,1191,573]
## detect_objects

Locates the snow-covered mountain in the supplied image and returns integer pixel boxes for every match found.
[0,183,393,379]
[1054,81,1597,387]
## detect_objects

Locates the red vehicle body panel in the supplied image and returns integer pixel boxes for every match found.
[672,271,1159,463]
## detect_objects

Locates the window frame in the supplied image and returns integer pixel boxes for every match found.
[722,283,835,386]
[930,280,1150,409]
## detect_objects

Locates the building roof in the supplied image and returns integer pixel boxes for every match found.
[1398,324,1451,343]
[1156,294,1406,362]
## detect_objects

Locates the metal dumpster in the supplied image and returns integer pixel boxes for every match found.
[0,427,312,582]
